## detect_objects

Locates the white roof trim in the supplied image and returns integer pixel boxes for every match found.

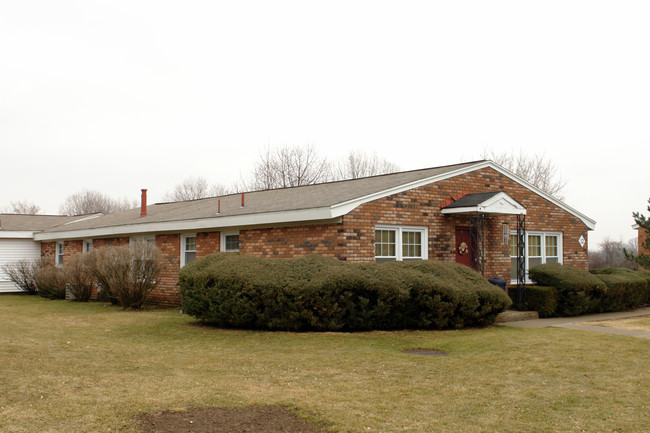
[633,223,640,229]
[34,160,596,240]
[64,213,103,225]
[332,161,594,229]
[440,192,527,215]
[0,231,37,239]
[34,207,338,241]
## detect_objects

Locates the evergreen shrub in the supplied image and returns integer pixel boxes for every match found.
[529,263,606,316]
[179,253,511,331]
[589,268,649,311]
[509,285,558,318]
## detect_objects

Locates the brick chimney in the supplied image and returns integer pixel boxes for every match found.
[140,189,148,217]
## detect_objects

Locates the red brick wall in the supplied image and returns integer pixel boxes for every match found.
[150,234,181,305]
[41,242,56,260]
[197,231,220,258]
[639,227,649,255]
[240,224,343,259]
[93,237,129,248]
[36,166,591,305]
[240,167,589,285]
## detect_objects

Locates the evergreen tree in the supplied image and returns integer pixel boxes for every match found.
[625,198,650,268]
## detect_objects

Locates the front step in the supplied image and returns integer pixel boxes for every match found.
[495,310,539,323]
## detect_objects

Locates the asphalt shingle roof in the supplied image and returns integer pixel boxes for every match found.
[0,214,78,232]
[41,161,484,234]
[443,192,502,209]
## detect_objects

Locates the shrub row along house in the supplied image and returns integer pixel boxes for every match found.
[3,160,596,305]
[0,214,78,293]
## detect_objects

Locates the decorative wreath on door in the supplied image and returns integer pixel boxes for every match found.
[458,241,469,256]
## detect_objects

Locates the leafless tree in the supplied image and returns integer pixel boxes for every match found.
[1,260,39,294]
[59,190,137,216]
[480,149,567,199]
[1,201,42,214]
[332,150,400,180]
[242,145,332,191]
[162,176,230,202]
[589,237,638,270]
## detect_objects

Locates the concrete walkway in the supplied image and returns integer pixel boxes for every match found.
[499,306,650,339]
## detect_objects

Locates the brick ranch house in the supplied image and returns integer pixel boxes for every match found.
[33,160,595,305]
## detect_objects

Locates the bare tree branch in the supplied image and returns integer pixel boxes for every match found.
[333,150,399,180]
[1,201,42,215]
[162,177,230,202]
[243,145,331,191]
[480,149,567,199]
[59,190,137,216]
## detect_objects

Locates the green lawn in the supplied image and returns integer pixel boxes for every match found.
[1,295,648,433]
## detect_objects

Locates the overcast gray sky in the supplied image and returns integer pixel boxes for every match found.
[1,0,648,248]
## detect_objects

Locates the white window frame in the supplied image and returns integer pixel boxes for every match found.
[221,231,240,252]
[374,225,428,261]
[82,239,93,253]
[510,231,563,283]
[181,234,197,267]
[55,241,64,266]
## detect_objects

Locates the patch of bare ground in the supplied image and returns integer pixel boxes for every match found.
[583,315,650,332]
[137,406,326,433]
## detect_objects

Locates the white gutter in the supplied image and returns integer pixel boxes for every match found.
[34,207,338,241]
[0,231,37,239]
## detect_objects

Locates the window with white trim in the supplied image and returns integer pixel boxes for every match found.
[83,240,93,253]
[181,234,197,267]
[374,226,427,263]
[510,232,562,282]
[56,241,64,266]
[221,232,240,252]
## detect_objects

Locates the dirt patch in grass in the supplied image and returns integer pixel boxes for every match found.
[137,405,325,433]
[583,315,650,332]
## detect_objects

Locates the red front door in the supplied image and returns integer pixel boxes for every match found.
[455,227,472,268]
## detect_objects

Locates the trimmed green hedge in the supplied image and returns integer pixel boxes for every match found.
[527,264,649,317]
[179,253,511,331]
[529,264,606,316]
[509,285,558,318]
[589,268,650,312]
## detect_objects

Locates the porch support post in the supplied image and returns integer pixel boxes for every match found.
[516,214,526,309]
[469,213,485,275]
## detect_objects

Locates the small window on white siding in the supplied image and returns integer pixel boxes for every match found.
[374,226,427,263]
[56,242,64,266]
[181,235,197,267]
[222,232,240,252]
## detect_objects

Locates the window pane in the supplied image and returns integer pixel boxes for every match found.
[402,231,422,258]
[375,230,396,257]
[185,251,196,264]
[185,237,196,251]
[510,257,518,280]
[545,236,558,257]
[509,234,519,257]
[225,235,239,251]
[528,235,541,257]
[529,257,542,268]
[546,257,559,264]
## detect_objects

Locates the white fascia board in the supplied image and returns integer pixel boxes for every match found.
[632,223,640,229]
[485,163,596,230]
[332,161,595,230]
[34,207,336,241]
[0,231,36,239]
[481,192,527,214]
[330,162,496,217]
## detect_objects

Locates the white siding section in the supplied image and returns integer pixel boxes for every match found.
[0,238,41,293]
